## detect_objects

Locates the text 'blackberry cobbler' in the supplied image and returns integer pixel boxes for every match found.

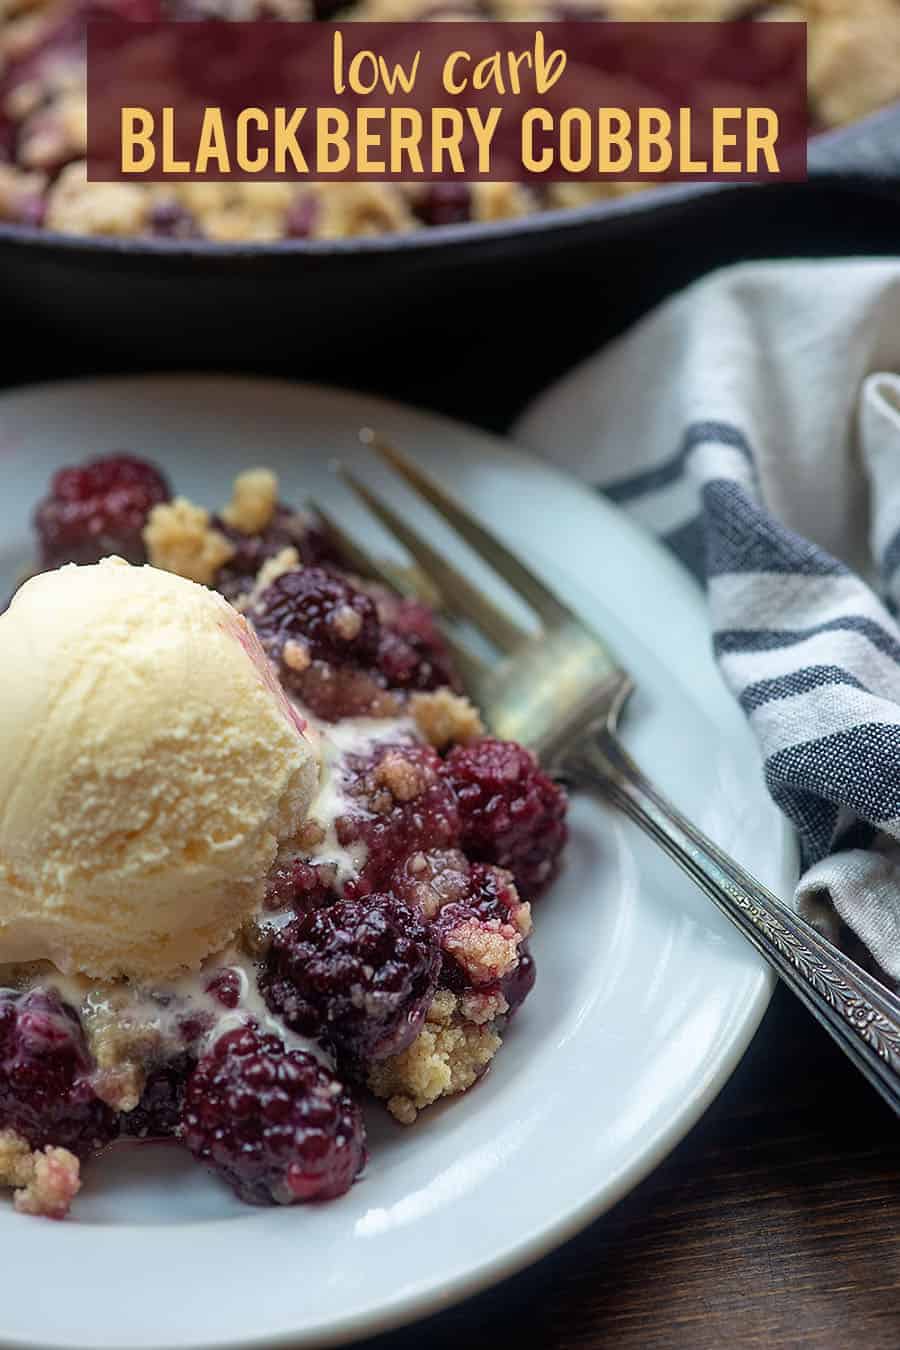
[0,454,568,1218]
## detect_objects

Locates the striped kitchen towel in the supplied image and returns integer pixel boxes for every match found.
[515,258,900,983]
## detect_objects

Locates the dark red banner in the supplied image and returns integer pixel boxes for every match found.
[86,21,808,183]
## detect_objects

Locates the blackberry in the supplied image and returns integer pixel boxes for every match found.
[338,743,461,896]
[213,508,336,604]
[261,895,440,1063]
[33,453,170,569]
[443,738,568,895]
[0,988,117,1157]
[121,1053,194,1141]
[181,1026,365,1204]
[253,566,380,669]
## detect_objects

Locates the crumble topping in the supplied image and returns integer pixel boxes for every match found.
[221,468,279,536]
[13,1146,81,1219]
[0,162,46,224]
[44,161,150,236]
[90,1062,144,1113]
[374,749,431,803]
[544,182,644,212]
[330,605,363,642]
[297,820,327,850]
[513,899,532,938]
[360,687,404,720]
[81,998,163,1112]
[470,181,537,223]
[440,916,522,985]
[459,988,509,1024]
[283,638,311,673]
[18,84,83,171]
[396,849,472,919]
[143,497,235,586]
[411,689,485,750]
[807,0,900,128]
[367,990,501,1124]
[238,917,273,959]
[257,546,301,588]
[302,183,419,239]
[0,1131,80,1220]
[234,547,301,613]
[165,181,297,242]
[3,0,900,242]
[0,1129,37,1188]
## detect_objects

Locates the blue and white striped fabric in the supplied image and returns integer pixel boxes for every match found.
[516,259,900,982]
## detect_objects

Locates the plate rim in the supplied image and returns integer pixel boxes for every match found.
[0,373,784,1350]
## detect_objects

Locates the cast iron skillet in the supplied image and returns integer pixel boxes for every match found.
[1,105,900,414]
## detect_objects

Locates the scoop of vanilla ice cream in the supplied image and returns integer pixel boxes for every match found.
[0,558,319,979]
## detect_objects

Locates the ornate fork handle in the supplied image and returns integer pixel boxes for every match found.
[565,722,900,1115]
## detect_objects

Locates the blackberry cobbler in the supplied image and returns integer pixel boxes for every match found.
[1,1,899,239]
[0,453,567,1218]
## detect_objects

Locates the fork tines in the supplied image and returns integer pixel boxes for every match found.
[332,431,575,658]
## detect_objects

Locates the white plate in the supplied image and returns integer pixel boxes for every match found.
[0,376,792,1350]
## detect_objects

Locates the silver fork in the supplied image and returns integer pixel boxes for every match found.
[319,432,900,1116]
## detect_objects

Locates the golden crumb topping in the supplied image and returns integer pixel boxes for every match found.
[13,1147,80,1220]
[44,162,149,236]
[257,545,300,588]
[233,546,301,613]
[282,638,311,672]
[367,990,502,1123]
[411,689,485,750]
[470,182,536,223]
[459,988,509,1025]
[513,898,533,938]
[0,1129,37,1189]
[81,999,163,1113]
[441,918,521,985]
[0,1130,81,1219]
[374,750,431,803]
[396,849,471,920]
[221,468,279,536]
[0,163,46,223]
[307,183,419,238]
[143,497,235,586]
[330,604,363,642]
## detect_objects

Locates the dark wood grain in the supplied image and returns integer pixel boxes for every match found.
[353,984,900,1350]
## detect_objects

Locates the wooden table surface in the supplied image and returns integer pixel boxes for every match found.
[353,982,900,1350]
